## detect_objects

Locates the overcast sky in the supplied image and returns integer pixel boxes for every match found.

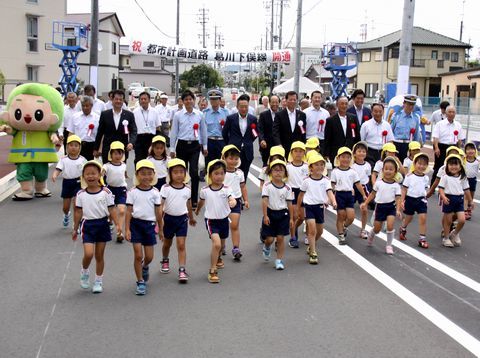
[68,0,480,59]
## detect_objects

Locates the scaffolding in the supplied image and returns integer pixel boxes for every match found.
[322,43,358,100]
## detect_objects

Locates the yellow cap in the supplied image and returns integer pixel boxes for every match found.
[464,142,478,157]
[80,160,105,189]
[382,142,398,154]
[288,141,306,162]
[307,153,326,166]
[108,141,125,162]
[446,146,461,156]
[269,145,285,158]
[66,135,81,144]
[410,152,430,173]
[408,141,421,151]
[305,137,320,149]
[206,159,226,185]
[269,158,287,169]
[334,147,353,167]
[152,135,166,144]
[167,158,186,169]
[353,141,368,153]
[221,144,240,157]
[134,159,157,186]
[444,153,466,168]
[305,150,318,163]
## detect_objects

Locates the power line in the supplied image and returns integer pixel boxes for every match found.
[133,0,175,39]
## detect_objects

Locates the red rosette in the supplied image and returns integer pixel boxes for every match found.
[251,123,258,138]
[453,129,459,142]
[382,130,388,144]
[453,130,459,136]
[409,127,416,140]
[318,119,325,132]
[363,115,369,121]
[220,119,225,127]
[350,122,356,137]
[87,123,95,137]
[193,123,199,138]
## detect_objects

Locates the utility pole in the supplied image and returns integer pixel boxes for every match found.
[270,0,274,51]
[89,0,99,90]
[175,0,180,101]
[396,0,415,96]
[293,0,303,95]
[197,7,209,48]
[277,0,284,86]
[459,0,465,42]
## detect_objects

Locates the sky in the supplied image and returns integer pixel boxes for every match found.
[67,0,480,59]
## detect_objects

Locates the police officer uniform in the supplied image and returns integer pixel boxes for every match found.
[204,89,229,169]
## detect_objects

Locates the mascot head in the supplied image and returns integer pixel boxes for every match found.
[1,83,63,132]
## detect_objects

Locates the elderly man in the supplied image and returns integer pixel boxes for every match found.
[258,95,279,166]
[156,93,172,146]
[347,89,372,125]
[62,92,78,151]
[204,89,229,168]
[431,105,465,182]
[256,95,269,116]
[75,84,106,115]
[390,95,421,162]
[67,96,99,160]
[133,91,161,163]
[360,103,394,167]
[299,98,310,111]
[324,96,360,163]
[304,90,329,155]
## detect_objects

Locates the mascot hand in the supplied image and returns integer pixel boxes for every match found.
[0,124,13,134]
[50,133,60,145]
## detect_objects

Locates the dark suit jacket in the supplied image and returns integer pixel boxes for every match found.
[324,113,360,162]
[222,113,258,163]
[347,105,372,125]
[258,109,275,149]
[94,109,137,162]
[272,108,306,153]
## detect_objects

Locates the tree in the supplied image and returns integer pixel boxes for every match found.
[180,64,223,91]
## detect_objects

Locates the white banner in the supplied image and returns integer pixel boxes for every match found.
[129,40,292,63]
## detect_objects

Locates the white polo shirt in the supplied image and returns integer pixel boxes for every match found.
[103,163,127,187]
[160,184,191,216]
[76,187,115,220]
[261,182,294,210]
[147,156,169,179]
[199,185,233,219]
[432,119,465,144]
[156,103,172,123]
[372,179,401,203]
[287,162,309,189]
[352,161,372,185]
[300,176,332,205]
[126,187,161,221]
[224,169,245,199]
[430,109,446,126]
[133,106,161,135]
[56,155,87,179]
[330,168,360,191]
[63,105,79,134]
[438,175,469,195]
[304,106,330,139]
[360,119,394,150]
[402,173,429,198]
[67,111,100,142]
[466,158,480,179]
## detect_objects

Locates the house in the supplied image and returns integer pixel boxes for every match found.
[356,27,471,98]
[439,67,480,102]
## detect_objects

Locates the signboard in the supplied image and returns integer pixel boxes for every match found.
[129,40,292,63]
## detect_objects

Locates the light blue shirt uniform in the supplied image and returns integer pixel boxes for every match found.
[170,109,208,151]
[204,107,229,138]
[391,110,421,142]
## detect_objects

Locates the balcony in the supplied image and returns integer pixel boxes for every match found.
[410,59,425,68]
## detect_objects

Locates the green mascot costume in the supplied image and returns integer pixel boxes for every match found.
[0,83,63,200]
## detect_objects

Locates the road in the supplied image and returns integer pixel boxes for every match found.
[1,150,480,357]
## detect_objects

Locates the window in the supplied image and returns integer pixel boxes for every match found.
[410,84,418,95]
[437,60,444,68]
[111,42,116,55]
[451,52,459,62]
[26,16,38,52]
[143,61,154,67]
[360,51,371,62]
[126,58,129,65]
[27,66,38,81]
[364,83,378,98]
[390,47,399,59]
[431,50,438,59]
[374,51,382,61]
[26,0,38,3]
[442,52,450,61]
[446,85,450,95]
[165,58,174,66]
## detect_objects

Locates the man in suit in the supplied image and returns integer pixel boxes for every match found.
[94,90,137,164]
[258,95,279,166]
[324,96,360,163]
[222,94,258,178]
[346,89,372,126]
[272,90,306,154]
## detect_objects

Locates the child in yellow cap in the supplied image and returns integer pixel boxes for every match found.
[372,142,405,185]
[403,141,421,172]
[258,145,286,190]
[352,141,371,240]
[147,135,170,191]
[464,142,479,220]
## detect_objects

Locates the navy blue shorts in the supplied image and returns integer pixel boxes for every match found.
[374,202,397,222]
[336,191,355,210]
[205,217,229,239]
[163,213,188,239]
[354,184,369,204]
[154,177,167,191]
[404,196,428,215]
[468,177,477,193]
[442,194,464,214]
[108,186,127,205]
[61,178,81,199]
[262,208,290,237]
[130,218,157,246]
[230,198,242,214]
[81,217,111,244]
[304,204,325,224]
[292,187,304,206]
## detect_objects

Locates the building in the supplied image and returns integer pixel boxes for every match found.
[66,12,125,98]
[439,67,480,101]
[356,27,471,98]
[0,0,68,101]
[119,45,196,95]
[282,46,323,81]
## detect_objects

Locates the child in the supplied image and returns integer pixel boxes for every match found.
[52,135,86,227]
[258,145,286,189]
[147,135,169,191]
[125,160,162,295]
[195,160,236,283]
[361,157,402,255]
[464,142,479,220]
[158,158,196,282]
[103,141,127,243]
[286,141,309,248]
[222,145,249,260]
[403,141,421,172]
[372,143,405,185]
[331,147,367,245]
[296,153,336,264]
[305,137,320,155]
[427,146,464,198]
[73,160,119,293]
[438,154,473,248]
[351,141,371,239]
[399,153,430,248]
[261,159,294,270]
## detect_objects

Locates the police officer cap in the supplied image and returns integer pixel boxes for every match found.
[403,94,417,104]
[208,89,223,99]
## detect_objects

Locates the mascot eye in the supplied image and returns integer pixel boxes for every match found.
[34,109,44,121]
[14,109,22,120]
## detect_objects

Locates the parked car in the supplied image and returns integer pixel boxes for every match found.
[128,82,142,95]
[146,87,161,99]
[131,86,148,98]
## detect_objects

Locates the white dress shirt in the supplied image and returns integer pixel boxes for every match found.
[432,119,465,144]
[430,109,446,126]
[113,109,122,129]
[288,109,296,132]
[63,105,78,134]
[156,103,172,123]
[339,115,347,136]
[239,114,248,136]
[133,106,161,135]
[304,106,330,139]
[67,111,100,142]
[360,119,395,150]
[355,106,363,124]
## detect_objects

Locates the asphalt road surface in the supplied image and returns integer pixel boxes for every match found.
[1,151,480,358]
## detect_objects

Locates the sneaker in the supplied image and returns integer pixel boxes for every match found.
[160,259,170,274]
[80,272,90,289]
[92,280,103,293]
[221,248,227,256]
[232,247,243,260]
[399,227,407,241]
[135,281,146,295]
[262,244,271,261]
[385,245,394,255]
[361,230,368,240]
[309,251,318,264]
[142,266,150,282]
[208,270,219,283]
[442,237,454,248]
[288,237,299,249]
[216,257,225,269]
[275,259,285,270]
[367,232,375,247]
[178,268,189,283]
[343,225,348,238]
[304,236,309,245]
[116,233,124,243]
[62,212,70,227]
[338,234,347,245]
[450,231,462,247]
